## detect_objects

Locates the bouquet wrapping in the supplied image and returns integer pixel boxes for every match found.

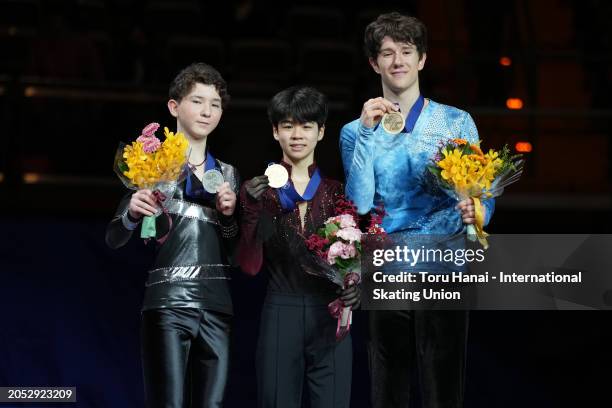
[113,122,189,241]
[301,197,386,341]
[427,138,524,248]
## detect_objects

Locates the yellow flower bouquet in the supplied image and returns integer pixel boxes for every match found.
[114,122,189,240]
[427,138,524,248]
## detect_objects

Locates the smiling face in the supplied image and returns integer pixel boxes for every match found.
[369,36,426,94]
[167,83,223,140]
[273,119,324,164]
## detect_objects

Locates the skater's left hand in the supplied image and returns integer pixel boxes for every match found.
[338,284,361,309]
[457,198,477,225]
[216,182,237,216]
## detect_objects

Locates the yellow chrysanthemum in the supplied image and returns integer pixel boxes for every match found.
[121,127,189,188]
[435,141,505,196]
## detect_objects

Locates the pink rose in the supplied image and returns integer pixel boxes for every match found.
[325,215,340,224]
[327,241,357,265]
[336,226,362,243]
[338,214,356,228]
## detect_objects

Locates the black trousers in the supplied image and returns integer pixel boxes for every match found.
[256,293,352,408]
[141,308,231,408]
[368,310,469,408]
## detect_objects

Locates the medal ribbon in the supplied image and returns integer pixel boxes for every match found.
[186,150,217,200]
[404,93,425,133]
[471,196,489,249]
[277,167,322,212]
[328,272,361,342]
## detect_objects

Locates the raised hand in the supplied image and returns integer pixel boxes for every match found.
[245,175,270,200]
[359,97,399,128]
[216,182,237,216]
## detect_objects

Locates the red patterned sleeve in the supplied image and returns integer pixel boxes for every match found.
[237,184,265,275]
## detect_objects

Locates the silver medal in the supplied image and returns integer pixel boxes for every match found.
[202,169,224,193]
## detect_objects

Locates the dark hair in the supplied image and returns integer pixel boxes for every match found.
[267,86,328,128]
[364,12,427,59]
[168,63,230,108]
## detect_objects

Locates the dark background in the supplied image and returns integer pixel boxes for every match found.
[1,0,611,407]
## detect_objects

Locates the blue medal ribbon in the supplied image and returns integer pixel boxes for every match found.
[404,94,425,133]
[383,94,425,134]
[276,166,322,212]
[186,150,218,201]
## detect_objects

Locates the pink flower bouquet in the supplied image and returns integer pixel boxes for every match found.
[304,197,386,341]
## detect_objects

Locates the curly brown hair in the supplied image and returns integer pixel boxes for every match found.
[168,63,230,109]
[364,12,427,59]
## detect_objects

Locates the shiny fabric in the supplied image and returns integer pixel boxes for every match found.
[340,99,495,234]
[239,162,353,407]
[141,308,231,408]
[238,161,340,298]
[340,100,481,408]
[164,198,222,225]
[106,158,240,313]
[368,310,468,408]
[257,293,352,408]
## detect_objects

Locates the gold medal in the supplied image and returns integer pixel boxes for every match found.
[265,164,289,188]
[381,111,405,135]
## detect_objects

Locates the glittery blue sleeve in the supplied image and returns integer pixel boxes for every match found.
[461,112,495,226]
[340,120,376,214]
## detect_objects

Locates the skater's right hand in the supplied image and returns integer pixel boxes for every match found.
[245,175,269,200]
[128,189,159,219]
[359,97,399,128]
[339,284,361,309]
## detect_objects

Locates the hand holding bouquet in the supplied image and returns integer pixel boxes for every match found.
[114,122,189,241]
[304,197,386,341]
[428,138,524,248]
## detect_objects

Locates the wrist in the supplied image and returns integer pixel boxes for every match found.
[358,121,376,133]
[218,214,238,239]
[218,212,235,224]
[121,211,141,231]
[127,210,141,222]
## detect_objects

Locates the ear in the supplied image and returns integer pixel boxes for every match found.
[418,52,427,71]
[272,125,279,141]
[317,125,325,141]
[368,57,381,74]
[167,99,179,118]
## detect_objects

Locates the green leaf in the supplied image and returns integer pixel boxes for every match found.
[324,223,339,237]
[118,160,128,173]
[335,258,350,269]
[428,166,442,177]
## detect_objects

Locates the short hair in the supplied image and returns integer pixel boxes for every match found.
[168,63,230,108]
[267,86,328,128]
[364,12,428,59]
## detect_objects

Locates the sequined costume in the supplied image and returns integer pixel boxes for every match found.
[341,99,494,235]
[340,99,493,408]
[106,158,239,408]
[238,162,352,408]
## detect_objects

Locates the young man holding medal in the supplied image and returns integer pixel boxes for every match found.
[106,63,239,408]
[238,86,358,408]
[340,12,495,408]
